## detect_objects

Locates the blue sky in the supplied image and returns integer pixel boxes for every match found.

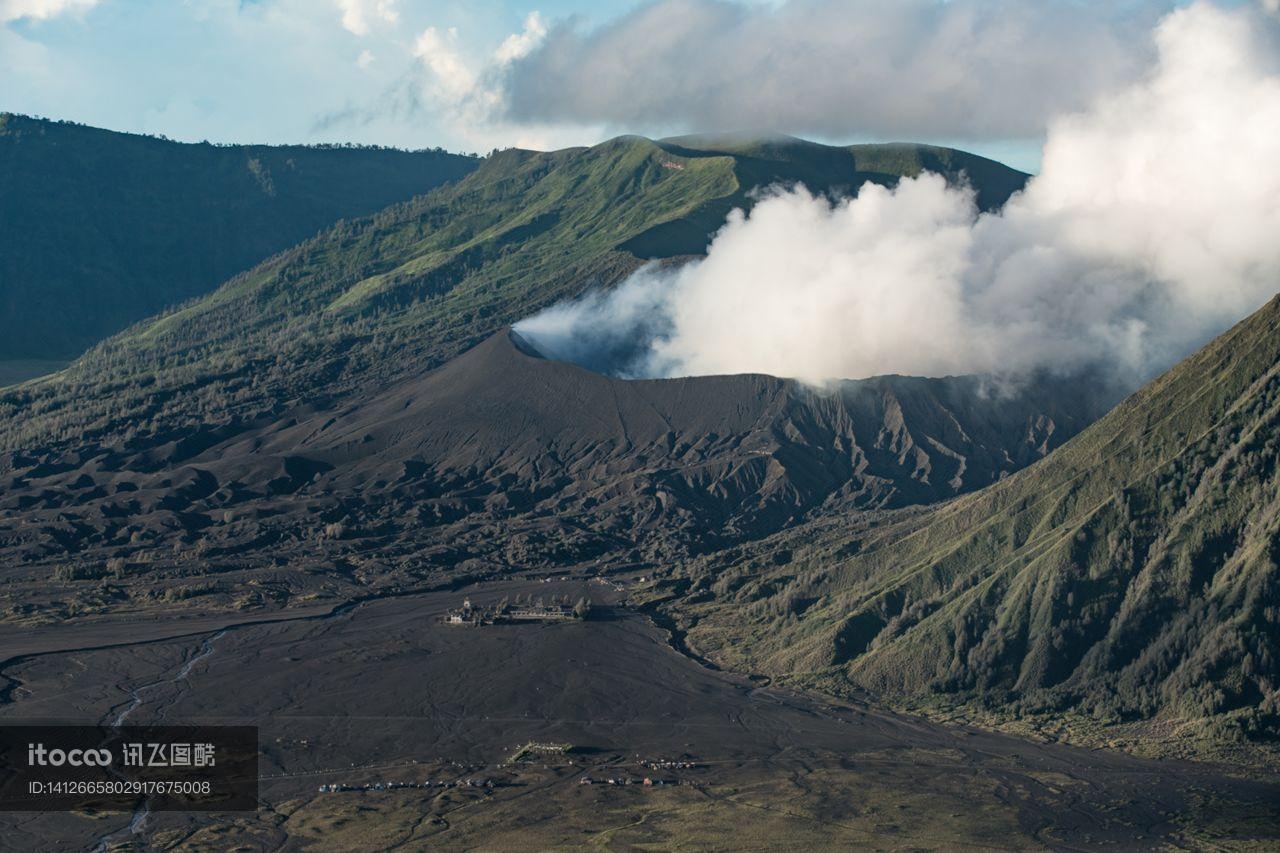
[0,0,1211,171]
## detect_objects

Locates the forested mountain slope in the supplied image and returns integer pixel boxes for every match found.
[0,114,479,361]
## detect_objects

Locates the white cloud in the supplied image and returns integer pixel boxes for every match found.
[517,2,1280,386]
[335,0,397,37]
[413,26,478,105]
[394,12,596,151]
[0,0,99,23]
[356,48,375,69]
[494,12,547,65]
[413,12,549,106]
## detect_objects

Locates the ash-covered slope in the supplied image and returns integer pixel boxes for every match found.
[0,330,1111,575]
[677,294,1280,750]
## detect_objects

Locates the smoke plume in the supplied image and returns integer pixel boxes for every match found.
[516,2,1280,387]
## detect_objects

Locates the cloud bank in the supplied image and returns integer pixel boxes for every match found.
[504,0,1162,141]
[516,2,1280,387]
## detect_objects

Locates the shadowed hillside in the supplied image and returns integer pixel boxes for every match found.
[0,114,479,362]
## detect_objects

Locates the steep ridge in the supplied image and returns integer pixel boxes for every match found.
[0,330,1110,579]
[676,294,1280,752]
[0,114,479,362]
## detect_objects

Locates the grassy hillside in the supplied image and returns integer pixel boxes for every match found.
[620,133,1027,257]
[0,134,1027,454]
[673,294,1280,758]
[0,114,479,361]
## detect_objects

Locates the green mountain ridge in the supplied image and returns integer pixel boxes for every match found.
[0,133,1027,455]
[0,114,480,362]
[671,292,1280,757]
